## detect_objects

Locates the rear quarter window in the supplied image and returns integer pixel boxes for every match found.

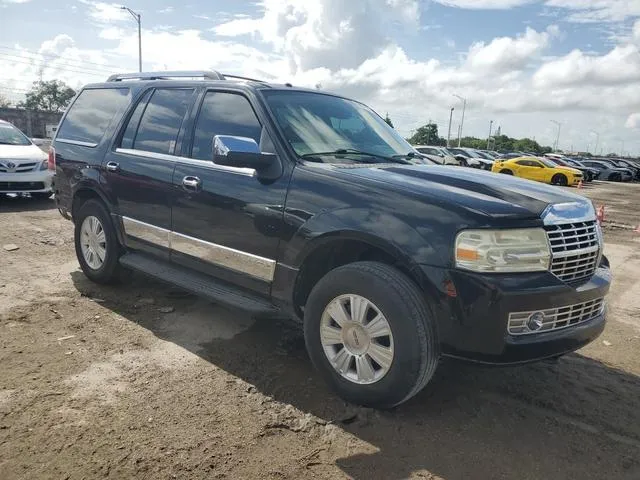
[57,88,130,145]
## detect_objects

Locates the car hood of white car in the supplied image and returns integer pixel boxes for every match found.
[0,143,48,162]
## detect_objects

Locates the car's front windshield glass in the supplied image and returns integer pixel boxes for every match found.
[262,90,414,163]
[0,123,31,146]
[540,158,558,168]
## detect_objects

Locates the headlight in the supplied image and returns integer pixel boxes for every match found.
[455,228,550,273]
[39,160,48,170]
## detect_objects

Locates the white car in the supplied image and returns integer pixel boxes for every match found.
[413,145,461,165]
[0,120,53,198]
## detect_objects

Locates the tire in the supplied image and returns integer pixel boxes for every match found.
[74,199,127,284]
[500,169,513,175]
[551,174,568,186]
[303,261,439,408]
[609,173,621,182]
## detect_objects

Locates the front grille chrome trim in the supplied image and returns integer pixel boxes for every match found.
[544,218,601,283]
[508,298,605,335]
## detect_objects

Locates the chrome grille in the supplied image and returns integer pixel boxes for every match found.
[0,161,39,172]
[508,298,605,335]
[545,221,600,282]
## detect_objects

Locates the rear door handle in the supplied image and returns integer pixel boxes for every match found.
[105,161,120,172]
[182,176,201,191]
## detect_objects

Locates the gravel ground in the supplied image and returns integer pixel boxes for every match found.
[0,181,639,480]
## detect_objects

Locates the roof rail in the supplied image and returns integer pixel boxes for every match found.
[107,70,225,82]
[222,74,269,84]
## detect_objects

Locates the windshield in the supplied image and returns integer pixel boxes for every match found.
[539,158,559,168]
[0,123,31,146]
[262,90,413,162]
[475,151,495,160]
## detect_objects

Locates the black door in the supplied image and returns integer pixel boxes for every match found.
[103,87,196,259]
[170,89,290,294]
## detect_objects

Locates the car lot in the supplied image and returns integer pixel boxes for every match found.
[1,183,639,480]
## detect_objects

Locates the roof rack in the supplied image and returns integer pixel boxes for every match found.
[222,74,269,84]
[107,70,225,82]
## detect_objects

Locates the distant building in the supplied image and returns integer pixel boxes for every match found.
[0,107,63,138]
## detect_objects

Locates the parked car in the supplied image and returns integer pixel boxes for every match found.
[492,156,583,186]
[52,70,611,408]
[608,159,640,181]
[0,119,52,198]
[549,157,597,182]
[580,160,633,182]
[498,152,527,160]
[413,145,461,166]
[447,147,492,170]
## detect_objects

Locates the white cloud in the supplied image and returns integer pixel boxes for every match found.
[80,0,130,22]
[544,0,640,23]
[625,113,640,129]
[1,0,32,4]
[431,0,533,8]
[212,18,263,37]
[158,7,174,14]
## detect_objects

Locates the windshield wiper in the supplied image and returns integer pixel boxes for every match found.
[299,149,409,164]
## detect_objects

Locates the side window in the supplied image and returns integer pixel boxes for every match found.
[120,90,153,149]
[516,160,531,166]
[191,91,263,161]
[532,161,544,168]
[57,88,130,144]
[131,88,194,155]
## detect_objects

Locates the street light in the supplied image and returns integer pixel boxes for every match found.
[487,120,493,149]
[446,107,455,148]
[550,120,562,151]
[589,130,599,155]
[121,6,142,72]
[453,94,466,147]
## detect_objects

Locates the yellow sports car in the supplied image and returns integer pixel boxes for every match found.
[491,156,583,186]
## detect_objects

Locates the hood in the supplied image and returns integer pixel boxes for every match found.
[0,144,47,162]
[330,164,590,221]
[556,166,582,175]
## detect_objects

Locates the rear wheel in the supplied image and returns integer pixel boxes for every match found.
[304,261,439,408]
[74,199,128,284]
[551,174,568,186]
[500,169,513,175]
[609,172,621,182]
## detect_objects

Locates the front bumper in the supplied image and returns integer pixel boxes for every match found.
[0,170,54,193]
[423,262,611,364]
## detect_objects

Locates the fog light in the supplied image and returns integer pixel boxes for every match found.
[526,312,545,331]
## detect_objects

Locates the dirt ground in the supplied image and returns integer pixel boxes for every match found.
[0,181,639,480]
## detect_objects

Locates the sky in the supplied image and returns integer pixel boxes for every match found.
[1,0,640,154]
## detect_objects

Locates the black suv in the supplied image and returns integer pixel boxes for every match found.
[52,71,611,408]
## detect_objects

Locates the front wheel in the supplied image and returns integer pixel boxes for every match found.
[74,199,128,284]
[551,174,568,186]
[304,261,439,408]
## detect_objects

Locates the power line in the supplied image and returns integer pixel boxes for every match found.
[0,45,125,71]
[0,54,109,78]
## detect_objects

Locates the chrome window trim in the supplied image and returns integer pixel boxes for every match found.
[56,138,99,148]
[170,230,275,282]
[115,148,255,177]
[122,216,170,248]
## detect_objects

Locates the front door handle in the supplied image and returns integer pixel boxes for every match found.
[105,161,120,172]
[182,176,202,191]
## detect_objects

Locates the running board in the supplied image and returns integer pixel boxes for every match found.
[119,253,279,315]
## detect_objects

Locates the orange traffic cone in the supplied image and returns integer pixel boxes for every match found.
[596,205,605,223]
[577,180,584,189]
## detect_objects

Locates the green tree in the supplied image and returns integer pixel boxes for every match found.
[409,123,440,145]
[384,113,394,128]
[19,80,75,112]
[0,94,11,108]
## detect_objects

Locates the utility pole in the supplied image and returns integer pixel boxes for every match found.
[487,120,493,149]
[446,107,455,148]
[590,130,599,155]
[453,94,466,147]
[121,6,142,72]
[551,120,561,151]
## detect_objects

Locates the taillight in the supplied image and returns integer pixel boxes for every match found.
[48,146,56,171]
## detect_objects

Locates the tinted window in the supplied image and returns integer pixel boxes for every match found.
[120,90,153,149]
[133,88,194,155]
[516,160,532,166]
[191,92,262,161]
[417,147,438,155]
[57,88,130,144]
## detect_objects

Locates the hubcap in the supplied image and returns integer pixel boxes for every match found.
[80,216,107,270]
[320,294,394,385]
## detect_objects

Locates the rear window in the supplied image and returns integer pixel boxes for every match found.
[57,88,130,145]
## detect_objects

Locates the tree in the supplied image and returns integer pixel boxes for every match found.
[0,94,10,108]
[19,80,76,112]
[409,123,442,145]
[384,113,394,128]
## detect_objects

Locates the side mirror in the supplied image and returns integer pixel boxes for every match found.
[213,135,281,180]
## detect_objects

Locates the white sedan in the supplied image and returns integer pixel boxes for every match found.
[0,120,53,198]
